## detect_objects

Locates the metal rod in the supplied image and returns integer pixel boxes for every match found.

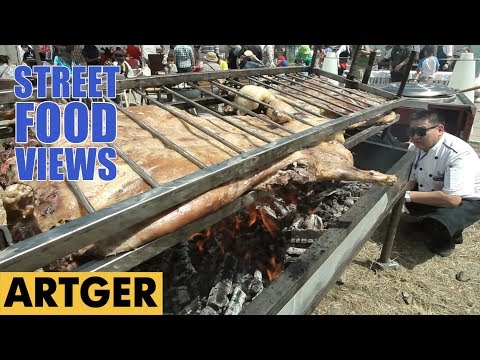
[307,73,386,103]
[309,75,382,107]
[288,73,372,107]
[281,74,366,110]
[40,143,95,214]
[0,97,406,272]
[310,45,319,70]
[378,192,406,263]
[344,124,392,149]
[64,177,96,213]
[108,143,160,188]
[397,51,418,97]
[225,78,335,120]
[74,190,261,272]
[0,66,310,105]
[212,80,321,125]
[104,96,207,169]
[247,76,345,116]
[136,87,242,155]
[184,83,294,136]
[362,51,377,84]
[185,83,278,144]
[346,45,361,85]
[260,74,356,114]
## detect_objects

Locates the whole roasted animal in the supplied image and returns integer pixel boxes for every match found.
[0,104,397,270]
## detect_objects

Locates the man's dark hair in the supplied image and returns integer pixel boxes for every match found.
[410,110,445,126]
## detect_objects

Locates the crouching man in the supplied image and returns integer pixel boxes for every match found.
[404,110,480,256]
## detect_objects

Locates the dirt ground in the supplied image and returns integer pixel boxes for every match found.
[312,142,480,315]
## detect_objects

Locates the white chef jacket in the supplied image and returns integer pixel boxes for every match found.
[408,132,480,200]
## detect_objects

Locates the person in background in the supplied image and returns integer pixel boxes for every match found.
[199,45,220,58]
[20,45,36,68]
[173,45,195,73]
[112,51,132,77]
[53,45,77,73]
[336,45,351,75]
[238,50,265,69]
[142,45,159,67]
[82,45,100,66]
[390,45,414,82]
[262,45,275,67]
[217,53,228,70]
[227,45,238,70]
[0,55,16,79]
[277,55,288,67]
[201,52,222,72]
[126,45,141,61]
[162,45,176,68]
[100,47,113,65]
[413,45,439,83]
[404,109,480,257]
[70,45,86,66]
[193,45,202,63]
[437,45,454,71]
[349,45,372,80]
[295,45,312,65]
[234,45,263,62]
[377,45,392,70]
[164,55,178,74]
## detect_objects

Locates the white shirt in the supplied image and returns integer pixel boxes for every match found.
[409,132,480,200]
[141,45,158,60]
[440,45,454,57]
[384,47,392,60]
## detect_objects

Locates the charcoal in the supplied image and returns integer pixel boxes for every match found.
[207,279,233,312]
[224,286,247,315]
[178,296,202,315]
[303,214,323,230]
[249,270,264,296]
[200,306,219,315]
[286,247,307,256]
[344,198,355,207]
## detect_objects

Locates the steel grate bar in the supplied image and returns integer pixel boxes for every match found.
[181,82,293,136]
[108,143,160,188]
[225,79,333,120]
[305,74,384,104]
[290,73,374,107]
[135,89,244,155]
[284,74,367,109]
[258,75,356,114]
[40,143,95,213]
[104,96,206,169]
[215,79,325,124]
[246,76,344,117]
[184,84,279,143]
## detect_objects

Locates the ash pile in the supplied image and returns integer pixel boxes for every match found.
[132,180,373,315]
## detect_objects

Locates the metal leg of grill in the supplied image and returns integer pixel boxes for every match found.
[376,193,406,269]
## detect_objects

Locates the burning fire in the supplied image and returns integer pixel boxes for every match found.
[187,202,285,282]
[266,255,283,282]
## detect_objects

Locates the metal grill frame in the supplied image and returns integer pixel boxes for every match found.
[0,65,408,272]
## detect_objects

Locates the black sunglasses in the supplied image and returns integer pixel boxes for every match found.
[407,125,439,138]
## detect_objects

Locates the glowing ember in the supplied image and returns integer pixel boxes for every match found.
[266,255,283,282]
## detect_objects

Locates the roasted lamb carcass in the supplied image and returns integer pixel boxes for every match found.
[0,104,396,268]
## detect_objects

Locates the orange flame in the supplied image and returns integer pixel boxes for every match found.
[188,226,212,252]
[266,255,283,282]
[246,204,258,228]
[259,207,279,238]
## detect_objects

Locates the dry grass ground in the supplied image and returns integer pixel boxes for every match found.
[313,142,480,315]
